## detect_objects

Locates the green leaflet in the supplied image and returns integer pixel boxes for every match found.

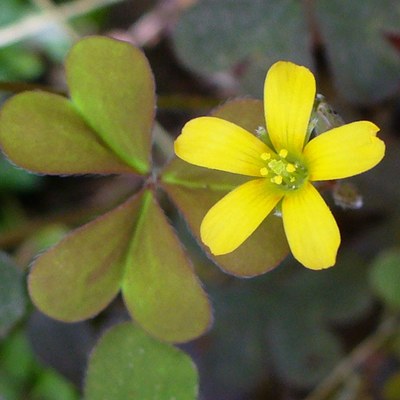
[84,323,199,400]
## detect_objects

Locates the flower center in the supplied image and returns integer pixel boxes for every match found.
[259,148,308,190]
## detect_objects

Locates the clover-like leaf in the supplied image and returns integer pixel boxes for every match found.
[173,0,400,103]
[0,154,41,191]
[162,99,289,276]
[195,255,373,391]
[369,248,400,309]
[122,190,211,343]
[66,36,155,174]
[0,91,133,175]
[84,322,199,400]
[265,254,373,387]
[199,283,270,399]
[28,312,94,386]
[284,254,373,324]
[266,299,342,388]
[173,0,311,98]
[316,0,400,104]
[28,193,144,322]
[0,252,27,338]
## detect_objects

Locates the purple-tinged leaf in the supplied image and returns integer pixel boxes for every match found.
[66,36,155,174]
[122,190,212,343]
[84,323,198,400]
[0,91,134,175]
[28,193,144,322]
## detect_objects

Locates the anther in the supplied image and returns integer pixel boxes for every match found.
[286,163,296,173]
[271,175,283,185]
[279,149,288,158]
[260,167,268,176]
[261,152,271,161]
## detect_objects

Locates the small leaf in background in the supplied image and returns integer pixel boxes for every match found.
[28,193,144,322]
[0,0,35,26]
[383,371,400,400]
[84,322,199,400]
[0,45,44,81]
[0,329,37,386]
[0,251,26,338]
[173,0,311,98]
[266,293,342,388]
[14,224,69,268]
[369,248,400,309]
[30,368,79,400]
[173,0,400,104]
[162,99,289,276]
[27,311,94,387]
[0,0,44,81]
[198,282,270,399]
[195,253,374,394]
[0,328,80,400]
[66,36,156,174]
[0,91,134,175]
[316,0,400,104]
[0,329,38,400]
[122,190,211,343]
[285,254,373,324]
[265,255,373,388]
[0,155,41,192]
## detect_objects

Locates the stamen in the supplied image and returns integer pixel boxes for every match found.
[260,167,268,176]
[279,149,288,158]
[261,152,271,161]
[260,148,308,191]
[286,163,296,173]
[271,175,283,185]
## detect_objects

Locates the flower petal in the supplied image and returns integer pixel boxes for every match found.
[282,182,340,270]
[264,61,316,154]
[200,179,283,255]
[304,121,385,181]
[175,116,273,177]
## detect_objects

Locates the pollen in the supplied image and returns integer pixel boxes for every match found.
[271,175,283,185]
[279,149,288,158]
[286,163,296,173]
[260,148,308,191]
[261,152,271,161]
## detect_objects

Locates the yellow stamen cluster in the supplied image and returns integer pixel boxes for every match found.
[259,148,308,190]
[261,152,271,161]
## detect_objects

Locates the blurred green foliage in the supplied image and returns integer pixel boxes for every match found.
[196,253,373,393]
[0,329,79,400]
[0,0,43,81]
[0,0,108,81]
[0,156,41,192]
[173,0,400,104]
[85,323,199,400]
[0,252,26,338]
[370,249,400,309]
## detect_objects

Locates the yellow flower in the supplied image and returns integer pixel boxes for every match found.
[174,61,385,270]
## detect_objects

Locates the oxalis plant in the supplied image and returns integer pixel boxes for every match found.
[0,36,385,398]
